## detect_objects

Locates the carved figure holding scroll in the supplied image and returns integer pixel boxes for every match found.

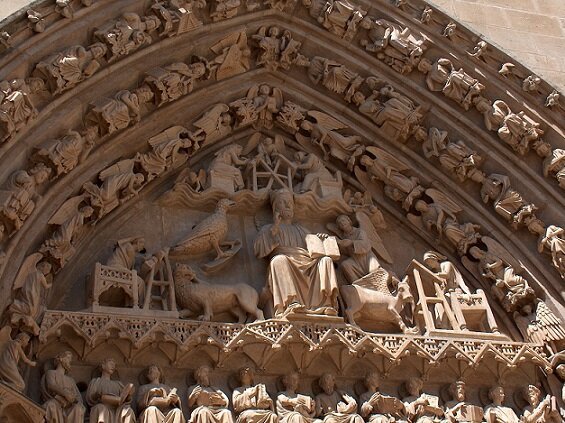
[138,364,185,423]
[444,381,483,423]
[402,377,443,423]
[483,386,518,423]
[0,329,36,392]
[360,372,405,423]
[315,372,363,423]
[254,189,339,318]
[277,372,316,423]
[86,357,135,423]
[232,366,278,423]
[173,264,264,322]
[521,384,561,423]
[41,351,86,423]
[188,365,233,423]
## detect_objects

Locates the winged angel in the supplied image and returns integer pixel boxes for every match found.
[230,85,283,129]
[297,111,364,170]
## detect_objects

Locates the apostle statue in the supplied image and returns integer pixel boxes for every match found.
[276,372,316,423]
[254,189,339,318]
[0,331,36,392]
[232,366,278,423]
[401,377,443,423]
[188,365,233,423]
[40,350,86,423]
[86,357,136,423]
[137,364,185,423]
[444,381,483,423]
[483,386,518,423]
[359,372,405,423]
[315,373,363,423]
[521,385,561,423]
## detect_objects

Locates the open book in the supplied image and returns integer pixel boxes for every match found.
[459,404,483,422]
[305,234,340,260]
[376,395,405,414]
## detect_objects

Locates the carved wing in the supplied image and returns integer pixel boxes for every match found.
[210,30,244,54]
[246,84,260,100]
[356,210,393,264]
[307,110,348,131]
[426,188,462,216]
[99,159,135,180]
[482,236,522,271]
[533,301,565,343]
[365,146,411,172]
[192,104,229,133]
[352,267,393,295]
[48,195,85,225]
[13,252,43,290]
[273,134,289,158]
[272,87,284,109]
[242,132,262,156]
[148,126,189,149]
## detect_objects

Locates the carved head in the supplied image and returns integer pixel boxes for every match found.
[417,58,432,73]
[271,189,294,221]
[449,380,466,402]
[282,372,300,391]
[100,357,117,375]
[132,237,145,253]
[238,366,254,385]
[364,372,380,391]
[336,215,353,234]
[259,85,271,95]
[406,377,423,396]
[15,332,31,347]
[533,140,551,158]
[488,385,505,406]
[89,42,107,59]
[300,120,313,132]
[30,163,52,185]
[174,263,196,282]
[268,26,280,37]
[80,206,94,218]
[146,364,163,384]
[37,261,52,276]
[524,384,541,406]
[469,246,485,261]
[195,365,211,386]
[319,373,335,394]
[555,364,565,380]
[414,200,429,213]
[423,251,446,271]
[54,350,73,372]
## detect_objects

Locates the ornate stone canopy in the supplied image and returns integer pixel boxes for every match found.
[0,0,563,422]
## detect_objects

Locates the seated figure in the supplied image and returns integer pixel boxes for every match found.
[232,367,278,423]
[188,365,233,423]
[402,377,443,423]
[315,373,363,423]
[137,364,185,423]
[276,372,316,423]
[484,386,518,423]
[359,372,405,423]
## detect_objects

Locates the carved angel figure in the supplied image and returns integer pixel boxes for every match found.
[190,104,233,146]
[308,0,370,41]
[33,43,107,94]
[402,377,444,423]
[0,78,42,143]
[360,372,406,423]
[233,367,278,423]
[144,61,208,106]
[277,372,316,423]
[0,329,36,392]
[542,148,565,189]
[305,57,361,98]
[484,386,518,423]
[513,300,565,351]
[243,85,283,129]
[316,373,363,423]
[360,147,423,210]
[94,13,161,61]
[82,159,145,218]
[150,0,206,37]
[418,58,484,110]
[188,365,232,423]
[6,254,52,335]
[136,126,196,181]
[466,237,536,313]
[86,357,135,423]
[33,129,95,177]
[209,30,250,80]
[41,196,94,268]
[41,351,86,423]
[480,174,537,227]
[0,164,51,234]
[361,19,425,74]
[298,111,363,170]
[521,385,561,423]
[138,364,185,423]
[253,26,302,71]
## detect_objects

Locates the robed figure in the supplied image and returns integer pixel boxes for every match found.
[137,364,185,423]
[254,189,339,317]
[232,367,278,423]
[188,365,233,423]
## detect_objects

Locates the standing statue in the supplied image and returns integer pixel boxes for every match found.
[276,372,316,423]
[41,351,86,423]
[0,330,36,393]
[254,189,339,318]
[232,366,278,423]
[483,386,518,423]
[188,365,232,423]
[402,377,443,423]
[7,253,52,335]
[359,372,405,423]
[315,373,363,423]
[86,357,135,423]
[444,381,483,423]
[521,385,560,423]
[138,364,185,423]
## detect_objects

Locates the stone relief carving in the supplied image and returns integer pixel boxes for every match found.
[0,78,43,143]
[444,381,483,423]
[210,0,242,21]
[208,30,251,81]
[304,0,371,41]
[33,43,108,94]
[484,385,519,423]
[0,329,36,393]
[188,365,233,423]
[442,22,456,38]
[277,372,316,423]
[360,372,405,422]
[94,13,161,61]
[301,57,363,102]
[86,357,136,423]
[316,372,363,423]
[402,377,444,422]
[521,384,561,423]
[542,148,565,189]
[233,367,278,423]
[513,300,565,350]
[361,19,425,74]
[41,351,86,423]
[138,364,185,423]
[253,26,303,72]
[27,9,46,33]
[150,0,207,37]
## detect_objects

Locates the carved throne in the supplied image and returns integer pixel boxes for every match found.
[90,263,139,314]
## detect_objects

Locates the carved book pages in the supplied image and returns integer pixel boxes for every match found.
[305,234,340,260]
[460,404,484,422]
[420,394,442,414]
[376,395,404,414]
[297,394,314,410]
